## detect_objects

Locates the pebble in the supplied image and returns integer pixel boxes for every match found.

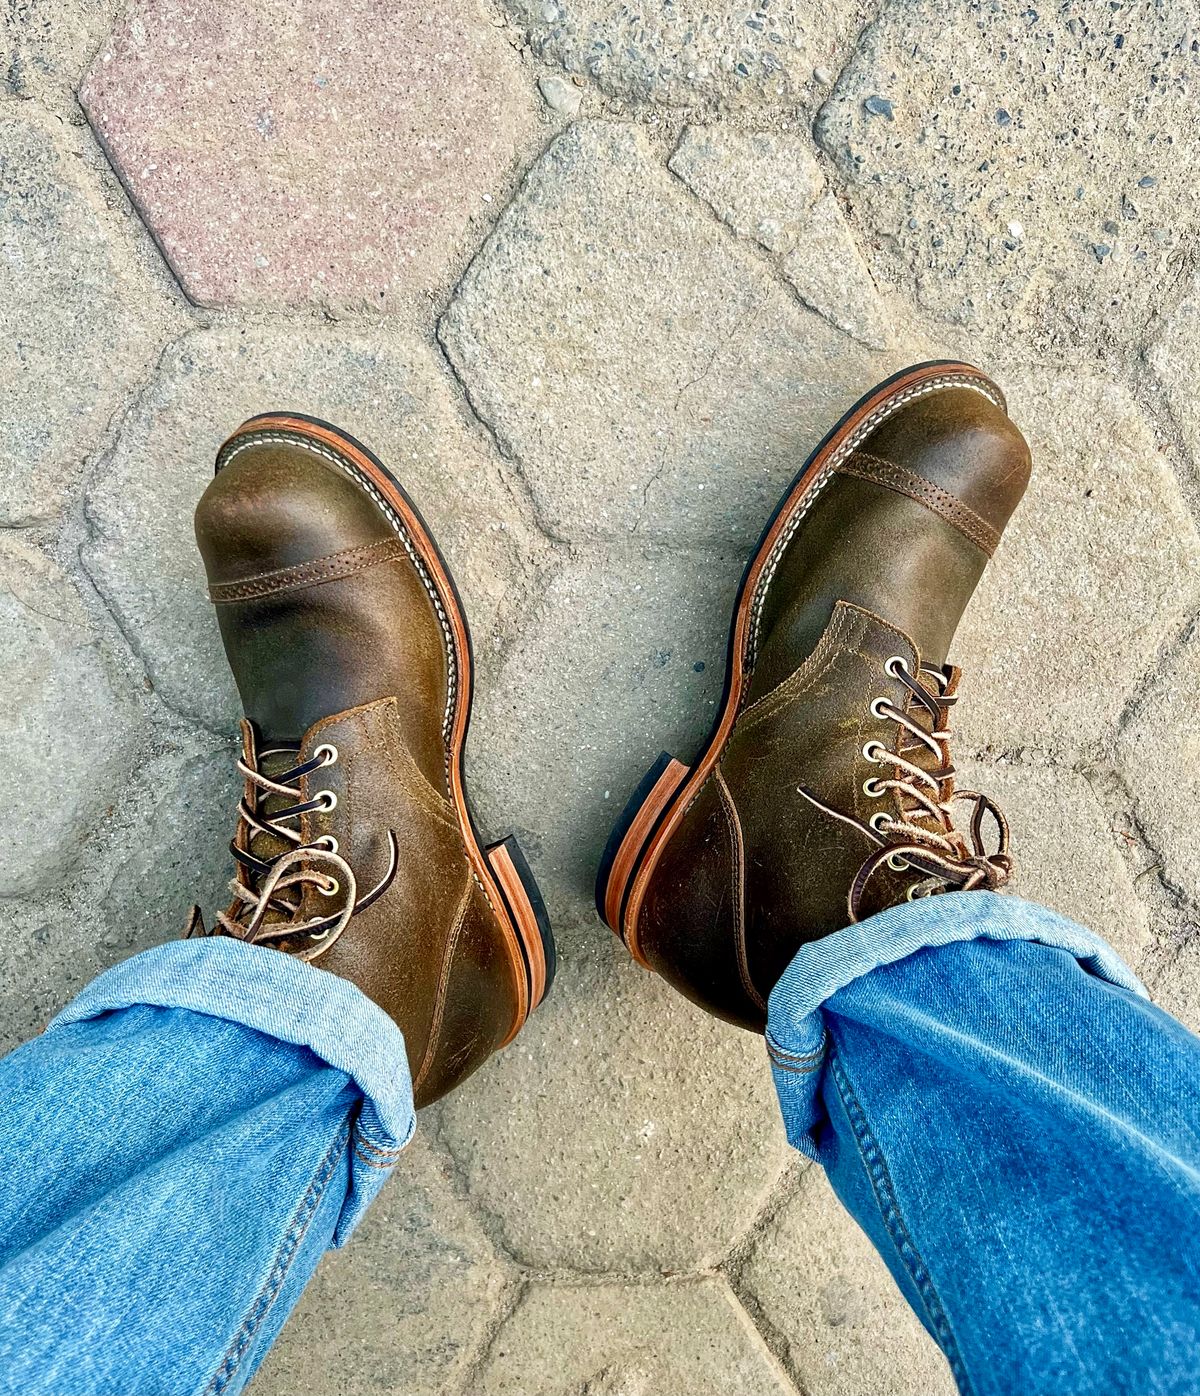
[995,108,1012,126]
[863,94,894,120]
[539,74,583,117]
[813,66,833,85]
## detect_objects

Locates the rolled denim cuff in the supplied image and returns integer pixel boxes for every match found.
[765,892,1146,1159]
[49,937,415,1245]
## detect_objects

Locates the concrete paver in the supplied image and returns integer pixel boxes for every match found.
[816,0,1200,358]
[954,370,1200,753]
[438,944,790,1273]
[505,0,870,112]
[0,108,179,524]
[82,0,544,308]
[478,1277,795,1395]
[440,121,899,546]
[742,1167,956,1396]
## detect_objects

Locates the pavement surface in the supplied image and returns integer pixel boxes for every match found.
[3,1,1199,1391]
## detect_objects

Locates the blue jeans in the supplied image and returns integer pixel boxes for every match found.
[0,895,1196,1395]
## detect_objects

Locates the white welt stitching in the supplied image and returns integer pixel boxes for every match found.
[216,431,458,749]
[747,374,1004,665]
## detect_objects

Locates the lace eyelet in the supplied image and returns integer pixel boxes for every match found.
[884,655,909,679]
[869,697,891,720]
[308,927,332,941]
[312,834,339,854]
[862,741,884,764]
[318,877,340,898]
[887,853,910,872]
[314,743,339,767]
[862,778,887,798]
[869,811,891,833]
[315,790,338,812]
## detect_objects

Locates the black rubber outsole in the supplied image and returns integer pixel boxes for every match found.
[591,361,998,935]
[226,410,558,1011]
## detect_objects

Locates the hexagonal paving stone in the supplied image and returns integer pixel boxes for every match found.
[440,121,908,546]
[953,370,1200,753]
[81,0,543,308]
[100,741,241,957]
[252,1135,513,1396]
[956,757,1151,971]
[505,0,870,112]
[816,0,1200,357]
[669,126,892,349]
[82,325,545,731]
[0,107,179,524]
[466,541,735,931]
[0,536,139,899]
[1148,272,1200,472]
[0,736,237,1052]
[742,1166,954,1396]
[438,944,790,1273]
[478,1277,794,1394]
[1116,629,1200,907]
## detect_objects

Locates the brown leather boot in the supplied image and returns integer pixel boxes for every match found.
[191,413,555,1105]
[596,362,1029,1031]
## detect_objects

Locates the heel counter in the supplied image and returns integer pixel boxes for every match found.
[411,878,519,1108]
[638,773,767,1033]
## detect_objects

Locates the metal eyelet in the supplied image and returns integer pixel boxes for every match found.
[315,790,338,812]
[308,927,332,941]
[861,741,884,763]
[862,778,887,798]
[887,853,910,872]
[870,697,891,720]
[869,811,891,833]
[312,834,339,854]
[884,655,909,679]
[314,743,339,766]
[318,877,340,898]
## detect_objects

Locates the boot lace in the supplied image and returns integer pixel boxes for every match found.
[189,723,398,961]
[802,655,1012,922]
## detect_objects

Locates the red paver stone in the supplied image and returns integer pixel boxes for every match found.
[81,0,540,307]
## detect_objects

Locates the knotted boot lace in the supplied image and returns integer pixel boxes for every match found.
[187,721,398,962]
[801,656,1012,922]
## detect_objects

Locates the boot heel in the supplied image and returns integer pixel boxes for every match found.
[486,836,556,1010]
[595,752,691,939]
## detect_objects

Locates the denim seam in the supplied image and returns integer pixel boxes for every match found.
[353,1146,403,1169]
[765,1033,826,1064]
[352,1130,406,1159]
[204,1119,351,1396]
[828,1047,974,1396]
[770,1057,823,1076]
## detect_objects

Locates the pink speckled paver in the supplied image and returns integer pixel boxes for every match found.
[81,0,541,307]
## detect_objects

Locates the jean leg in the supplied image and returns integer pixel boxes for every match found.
[767,893,1200,1396]
[0,938,414,1396]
